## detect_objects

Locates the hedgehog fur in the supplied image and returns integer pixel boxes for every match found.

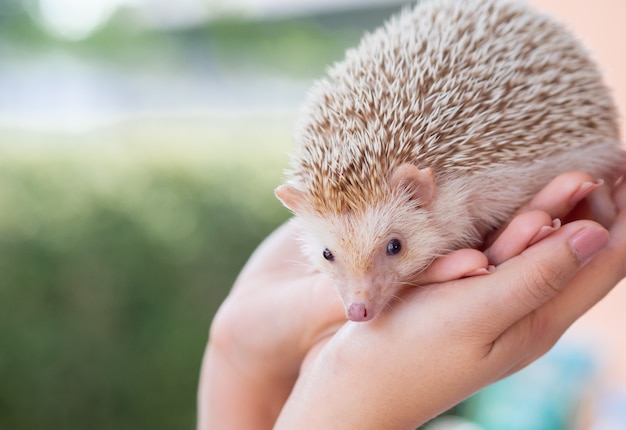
[275,0,624,321]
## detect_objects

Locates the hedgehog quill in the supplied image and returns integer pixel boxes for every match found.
[275,0,624,322]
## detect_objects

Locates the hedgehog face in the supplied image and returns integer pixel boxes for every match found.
[282,182,436,320]
[276,163,439,321]
[299,195,438,322]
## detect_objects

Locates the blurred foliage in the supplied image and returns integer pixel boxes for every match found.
[84,11,367,77]
[0,0,406,78]
[200,17,364,77]
[0,0,44,43]
[0,118,292,429]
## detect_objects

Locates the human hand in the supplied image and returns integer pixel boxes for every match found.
[273,174,626,429]
[197,217,488,428]
[198,171,623,430]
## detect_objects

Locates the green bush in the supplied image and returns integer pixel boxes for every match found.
[0,119,292,429]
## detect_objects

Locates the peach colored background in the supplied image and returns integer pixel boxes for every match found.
[529,0,626,136]
[531,0,626,390]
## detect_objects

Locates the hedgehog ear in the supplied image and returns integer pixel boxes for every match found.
[390,163,435,206]
[275,185,308,213]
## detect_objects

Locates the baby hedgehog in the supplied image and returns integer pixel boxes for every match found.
[275,0,624,322]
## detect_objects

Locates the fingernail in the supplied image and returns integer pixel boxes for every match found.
[569,226,609,264]
[463,267,491,277]
[529,218,562,245]
[569,179,604,206]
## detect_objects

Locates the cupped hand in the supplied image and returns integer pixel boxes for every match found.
[274,175,626,429]
[198,171,620,429]
[198,220,488,428]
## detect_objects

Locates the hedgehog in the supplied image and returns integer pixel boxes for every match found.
[275,0,624,322]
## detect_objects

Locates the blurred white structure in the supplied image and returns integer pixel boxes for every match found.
[36,0,408,38]
[2,0,409,132]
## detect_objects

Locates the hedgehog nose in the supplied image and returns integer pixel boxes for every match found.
[347,303,372,322]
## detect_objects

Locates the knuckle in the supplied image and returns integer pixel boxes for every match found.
[519,259,569,304]
[208,297,246,351]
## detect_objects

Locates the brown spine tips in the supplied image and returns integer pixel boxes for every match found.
[389,163,435,206]
[275,184,307,213]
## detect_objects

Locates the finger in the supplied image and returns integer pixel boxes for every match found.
[525,171,602,219]
[493,212,626,376]
[614,175,626,210]
[223,220,346,361]
[232,220,307,293]
[551,210,626,325]
[484,210,557,265]
[585,183,617,227]
[471,221,609,336]
[544,180,626,330]
[416,249,489,285]
[483,172,601,247]
[496,182,626,374]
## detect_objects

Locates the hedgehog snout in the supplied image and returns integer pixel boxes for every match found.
[347,302,372,322]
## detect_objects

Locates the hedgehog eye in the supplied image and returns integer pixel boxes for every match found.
[323,248,334,261]
[386,239,402,256]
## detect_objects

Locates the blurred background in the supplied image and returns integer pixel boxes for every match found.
[0,0,410,428]
[1,0,624,429]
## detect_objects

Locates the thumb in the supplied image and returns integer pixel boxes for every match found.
[472,221,609,334]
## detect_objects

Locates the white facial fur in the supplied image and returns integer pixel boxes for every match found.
[296,192,440,321]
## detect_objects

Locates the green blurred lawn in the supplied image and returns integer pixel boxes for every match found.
[0,1,413,427]
[0,117,292,429]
